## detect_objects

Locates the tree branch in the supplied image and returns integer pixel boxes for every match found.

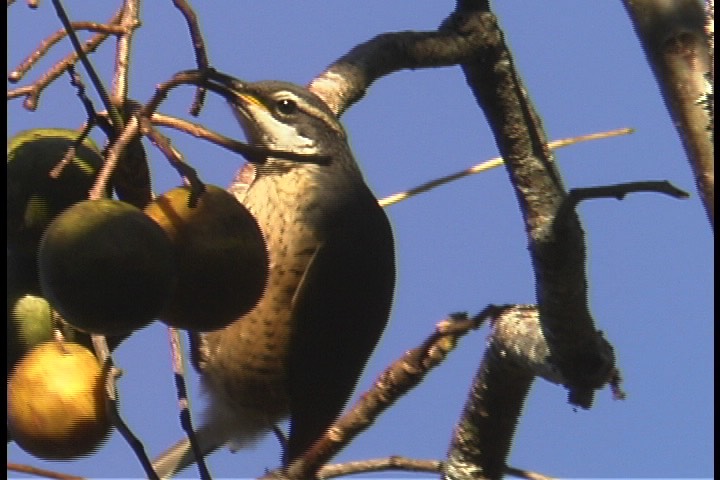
[274,309,496,479]
[623,0,714,228]
[447,3,618,413]
[302,2,632,477]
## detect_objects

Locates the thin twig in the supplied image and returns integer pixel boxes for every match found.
[141,118,205,192]
[316,457,556,480]
[7,462,85,480]
[51,0,123,132]
[318,456,442,479]
[112,0,141,103]
[171,0,210,115]
[8,19,125,83]
[168,328,212,480]
[378,127,634,207]
[505,465,557,480]
[47,67,97,180]
[90,335,158,480]
[565,181,689,211]
[89,114,141,200]
[7,23,114,110]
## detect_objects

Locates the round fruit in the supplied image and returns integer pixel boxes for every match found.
[6,291,131,376]
[38,199,176,335]
[7,341,111,460]
[8,293,53,348]
[144,185,268,331]
[7,128,108,250]
[7,293,54,375]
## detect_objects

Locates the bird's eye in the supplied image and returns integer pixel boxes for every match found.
[276,98,298,115]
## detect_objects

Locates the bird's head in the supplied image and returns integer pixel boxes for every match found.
[222,79,348,158]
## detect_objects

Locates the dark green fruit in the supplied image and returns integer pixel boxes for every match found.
[38,199,176,335]
[7,128,108,250]
[7,246,42,297]
[144,185,268,331]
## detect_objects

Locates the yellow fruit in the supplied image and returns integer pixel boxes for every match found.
[5,294,130,377]
[7,341,111,460]
[38,199,176,335]
[144,185,268,331]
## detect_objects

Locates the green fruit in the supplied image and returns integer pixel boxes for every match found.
[144,185,268,331]
[8,341,111,460]
[7,294,54,374]
[38,199,176,335]
[10,294,52,345]
[7,128,108,250]
[6,289,131,376]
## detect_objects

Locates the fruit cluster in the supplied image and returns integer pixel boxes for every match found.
[7,129,269,460]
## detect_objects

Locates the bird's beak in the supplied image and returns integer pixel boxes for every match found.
[206,70,248,96]
[227,92,266,130]
[206,72,259,114]
[205,72,268,155]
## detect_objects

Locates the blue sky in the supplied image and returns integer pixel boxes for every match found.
[7,2,713,479]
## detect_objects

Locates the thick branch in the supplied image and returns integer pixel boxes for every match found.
[444,306,536,480]
[306,3,624,477]
[273,311,493,480]
[445,5,616,414]
[623,0,714,228]
[310,15,503,116]
[310,9,617,409]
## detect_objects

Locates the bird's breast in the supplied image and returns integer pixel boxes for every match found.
[200,171,329,414]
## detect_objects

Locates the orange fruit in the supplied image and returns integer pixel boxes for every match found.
[145,185,268,331]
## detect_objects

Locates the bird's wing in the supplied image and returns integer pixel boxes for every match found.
[286,190,395,464]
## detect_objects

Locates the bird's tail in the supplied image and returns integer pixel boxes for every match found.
[151,404,282,478]
[151,423,227,479]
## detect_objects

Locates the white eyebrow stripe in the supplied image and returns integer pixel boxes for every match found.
[271,90,346,139]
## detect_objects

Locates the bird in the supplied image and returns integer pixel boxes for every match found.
[152,76,396,478]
